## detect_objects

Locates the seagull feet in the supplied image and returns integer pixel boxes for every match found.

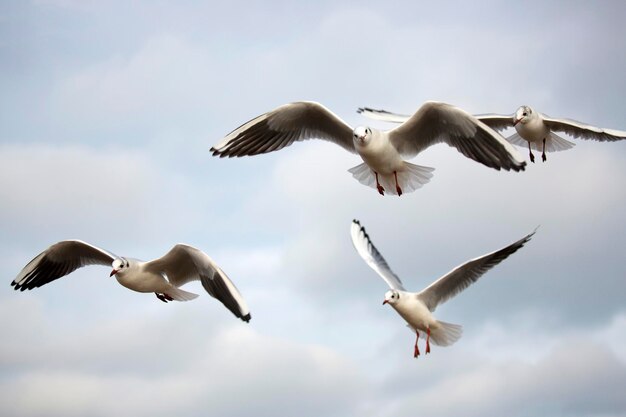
[413,330,420,358]
[529,152,535,163]
[542,152,547,162]
[393,171,403,197]
[426,328,431,355]
[375,172,385,196]
[155,293,174,303]
[542,138,547,162]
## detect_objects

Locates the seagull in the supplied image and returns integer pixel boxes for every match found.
[358,105,626,163]
[211,101,526,196]
[11,240,251,322]
[350,220,534,358]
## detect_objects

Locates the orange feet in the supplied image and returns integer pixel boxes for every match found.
[375,172,385,195]
[394,171,403,196]
[413,330,420,358]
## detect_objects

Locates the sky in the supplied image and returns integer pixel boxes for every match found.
[1,1,625,416]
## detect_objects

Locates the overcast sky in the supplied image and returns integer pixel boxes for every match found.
[1,1,626,416]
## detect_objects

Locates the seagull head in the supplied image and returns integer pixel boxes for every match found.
[514,105,533,126]
[110,257,129,277]
[383,290,400,306]
[353,126,372,146]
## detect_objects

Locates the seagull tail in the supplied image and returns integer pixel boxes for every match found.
[505,132,529,148]
[506,132,575,153]
[430,320,463,347]
[347,162,434,196]
[546,132,575,152]
[167,286,199,302]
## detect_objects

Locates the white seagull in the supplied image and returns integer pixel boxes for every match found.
[11,240,251,322]
[350,220,534,357]
[211,101,526,196]
[358,105,626,163]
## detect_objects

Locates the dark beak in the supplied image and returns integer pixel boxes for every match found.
[382,299,388,305]
[110,269,118,277]
[513,118,521,126]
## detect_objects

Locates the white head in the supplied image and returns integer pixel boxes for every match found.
[514,105,533,126]
[383,289,400,306]
[110,257,130,277]
[353,126,372,146]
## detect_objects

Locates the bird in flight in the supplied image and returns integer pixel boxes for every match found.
[358,105,626,163]
[350,220,534,357]
[211,101,526,196]
[11,240,251,322]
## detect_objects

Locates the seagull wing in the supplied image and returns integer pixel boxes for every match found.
[145,244,251,322]
[11,240,117,291]
[417,230,535,312]
[211,101,355,157]
[357,107,516,133]
[475,113,515,131]
[350,220,405,291]
[357,107,410,123]
[387,102,525,171]
[542,114,626,142]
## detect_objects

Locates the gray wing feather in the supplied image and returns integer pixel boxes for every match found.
[475,113,515,131]
[211,101,356,157]
[417,230,535,312]
[11,240,117,291]
[356,107,410,123]
[542,115,626,142]
[145,245,251,322]
[350,220,405,291]
[357,107,515,132]
[388,102,525,172]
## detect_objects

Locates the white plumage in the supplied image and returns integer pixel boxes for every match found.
[211,101,526,196]
[358,105,626,163]
[11,240,251,322]
[350,220,534,357]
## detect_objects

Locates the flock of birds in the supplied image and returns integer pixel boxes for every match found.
[12,101,626,357]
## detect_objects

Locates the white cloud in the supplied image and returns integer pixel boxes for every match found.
[0,302,367,417]
[0,142,211,247]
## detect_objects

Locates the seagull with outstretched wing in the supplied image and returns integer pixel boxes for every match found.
[11,240,251,322]
[350,220,534,358]
[211,101,526,196]
[358,105,626,163]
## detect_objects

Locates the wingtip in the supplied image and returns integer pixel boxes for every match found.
[241,313,251,323]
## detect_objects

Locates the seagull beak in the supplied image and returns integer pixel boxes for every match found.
[110,269,118,277]
[382,299,388,305]
[513,118,521,126]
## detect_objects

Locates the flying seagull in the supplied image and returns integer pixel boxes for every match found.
[350,220,534,357]
[11,240,251,322]
[358,105,626,163]
[211,101,526,196]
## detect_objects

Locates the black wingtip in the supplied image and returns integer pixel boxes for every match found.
[241,313,251,323]
[356,107,365,114]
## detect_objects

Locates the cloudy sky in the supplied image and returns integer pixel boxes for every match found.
[1,1,625,416]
